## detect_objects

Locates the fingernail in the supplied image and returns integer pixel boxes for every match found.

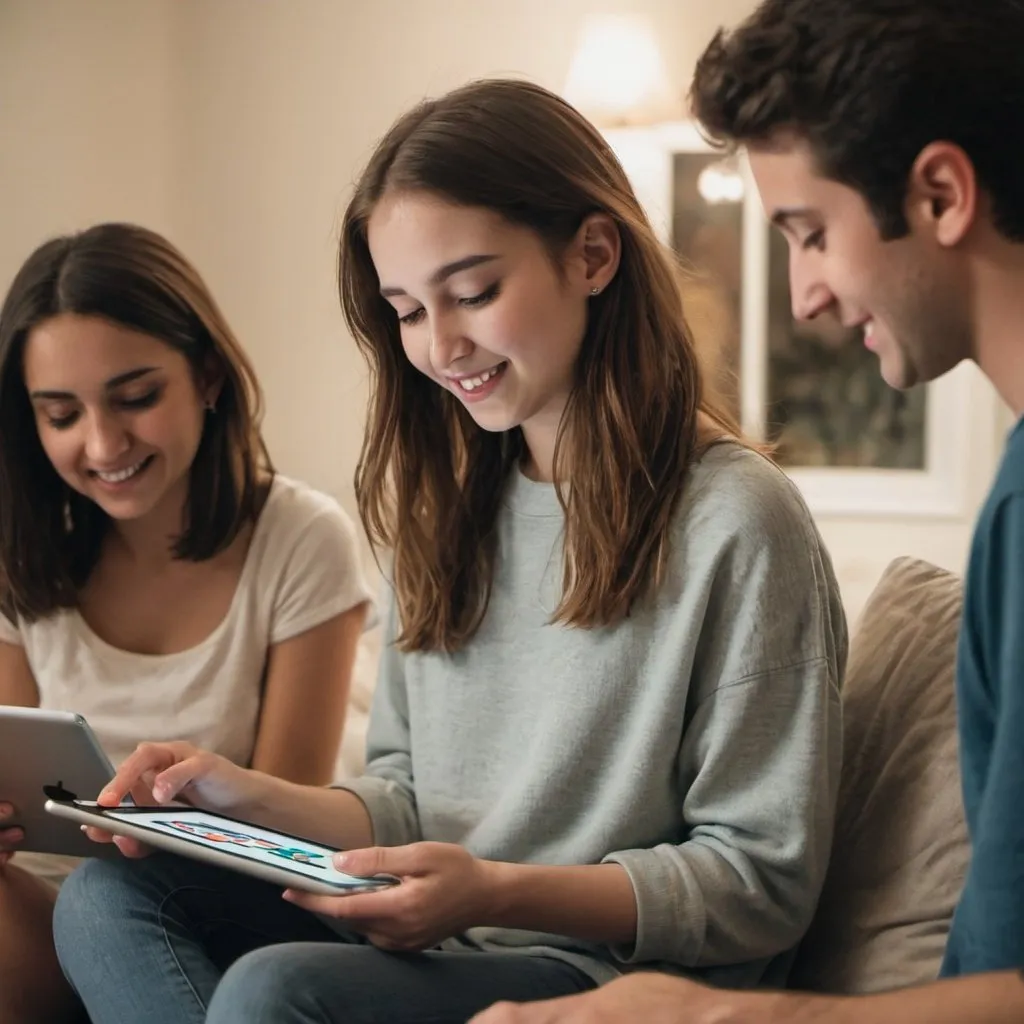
[333,853,348,868]
[0,803,11,816]
[6,828,23,841]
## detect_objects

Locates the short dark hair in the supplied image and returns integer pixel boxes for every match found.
[0,223,271,622]
[690,0,1024,241]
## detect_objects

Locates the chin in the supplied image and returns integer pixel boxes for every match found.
[466,409,521,434]
[92,498,157,522]
[880,367,914,391]
[876,350,917,391]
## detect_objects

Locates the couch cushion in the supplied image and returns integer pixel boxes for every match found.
[788,557,969,994]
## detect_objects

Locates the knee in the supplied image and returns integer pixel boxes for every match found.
[53,857,147,965]
[207,946,326,1024]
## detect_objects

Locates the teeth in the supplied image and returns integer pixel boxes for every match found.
[458,365,503,392]
[96,459,147,483]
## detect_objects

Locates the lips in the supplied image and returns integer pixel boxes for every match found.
[863,320,877,351]
[450,362,508,393]
[91,455,154,484]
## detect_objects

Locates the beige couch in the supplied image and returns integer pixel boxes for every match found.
[789,557,970,993]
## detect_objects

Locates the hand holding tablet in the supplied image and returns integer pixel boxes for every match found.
[45,800,399,896]
[0,707,116,858]
[53,736,398,896]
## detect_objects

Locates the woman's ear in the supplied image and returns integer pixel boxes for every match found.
[199,356,226,411]
[572,212,621,296]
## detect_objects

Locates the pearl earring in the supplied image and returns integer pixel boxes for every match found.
[590,287,600,296]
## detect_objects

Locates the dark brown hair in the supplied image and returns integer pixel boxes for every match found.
[0,222,271,621]
[340,78,742,653]
[690,0,1024,241]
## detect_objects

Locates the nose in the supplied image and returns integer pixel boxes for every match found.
[83,409,130,465]
[789,253,835,322]
[429,311,474,371]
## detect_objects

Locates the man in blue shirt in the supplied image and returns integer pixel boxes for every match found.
[473,1,1024,1021]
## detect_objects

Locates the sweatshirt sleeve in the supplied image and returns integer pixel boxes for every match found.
[332,591,421,847]
[941,493,1024,975]
[603,461,847,967]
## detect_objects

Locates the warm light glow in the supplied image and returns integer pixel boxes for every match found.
[563,15,681,127]
[697,161,746,204]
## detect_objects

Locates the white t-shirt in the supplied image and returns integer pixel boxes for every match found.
[0,474,374,771]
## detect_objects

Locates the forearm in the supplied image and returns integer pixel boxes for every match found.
[239,772,375,851]
[483,862,637,944]
[841,972,1024,1024]
[250,739,338,788]
[695,972,1024,1024]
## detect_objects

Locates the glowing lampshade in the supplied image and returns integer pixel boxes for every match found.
[563,15,681,127]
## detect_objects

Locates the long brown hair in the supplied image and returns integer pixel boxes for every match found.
[340,78,743,653]
[0,222,271,622]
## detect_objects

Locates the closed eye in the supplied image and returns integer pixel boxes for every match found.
[802,229,826,252]
[47,410,79,430]
[118,389,160,411]
[396,282,500,326]
[398,308,426,327]
[459,283,501,308]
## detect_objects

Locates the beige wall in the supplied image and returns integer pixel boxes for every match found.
[0,0,1009,623]
[1,0,758,508]
[0,1,178,285]
[166,0,761,505]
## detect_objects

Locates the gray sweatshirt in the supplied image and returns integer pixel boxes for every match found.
[340,442,847,987]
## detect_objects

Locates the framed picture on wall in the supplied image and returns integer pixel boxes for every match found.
[604,121,973,517]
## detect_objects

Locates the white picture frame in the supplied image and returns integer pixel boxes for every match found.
[603,121,973,518]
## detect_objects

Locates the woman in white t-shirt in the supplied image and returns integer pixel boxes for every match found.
[0,223,374,1024]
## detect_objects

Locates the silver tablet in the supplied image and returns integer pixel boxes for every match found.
[45,800,401,897]
[0,707,117,857]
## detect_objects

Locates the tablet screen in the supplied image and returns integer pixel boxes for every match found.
[99,807,387,889]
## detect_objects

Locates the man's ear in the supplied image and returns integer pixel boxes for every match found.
[906,142,978,247]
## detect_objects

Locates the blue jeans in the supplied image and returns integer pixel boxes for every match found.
[52,854,596,1024]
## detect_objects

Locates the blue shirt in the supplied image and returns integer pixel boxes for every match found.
[941,416,1024,976]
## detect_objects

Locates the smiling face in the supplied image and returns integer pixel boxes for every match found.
[22,312,214,525]
[748,139,974,390]
[367,191,617,479]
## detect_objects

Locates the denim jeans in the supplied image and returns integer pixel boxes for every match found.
[52,854,596,1024]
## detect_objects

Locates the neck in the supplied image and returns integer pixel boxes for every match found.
[519,405,566,483]
[108,479,189,567]
[971,241,1024,416]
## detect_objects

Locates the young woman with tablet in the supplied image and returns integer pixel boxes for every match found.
[0,223,373,1023]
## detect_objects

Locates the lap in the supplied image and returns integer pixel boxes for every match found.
[208,943,597,1024]
[57,854,597,1024]
[57,851,341,960]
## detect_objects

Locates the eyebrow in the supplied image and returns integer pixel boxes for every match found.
[770,207,821,231]
[29,366,159,401]
[379,254,499,298]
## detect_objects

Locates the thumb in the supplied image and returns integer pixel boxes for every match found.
[335,844,423,878]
